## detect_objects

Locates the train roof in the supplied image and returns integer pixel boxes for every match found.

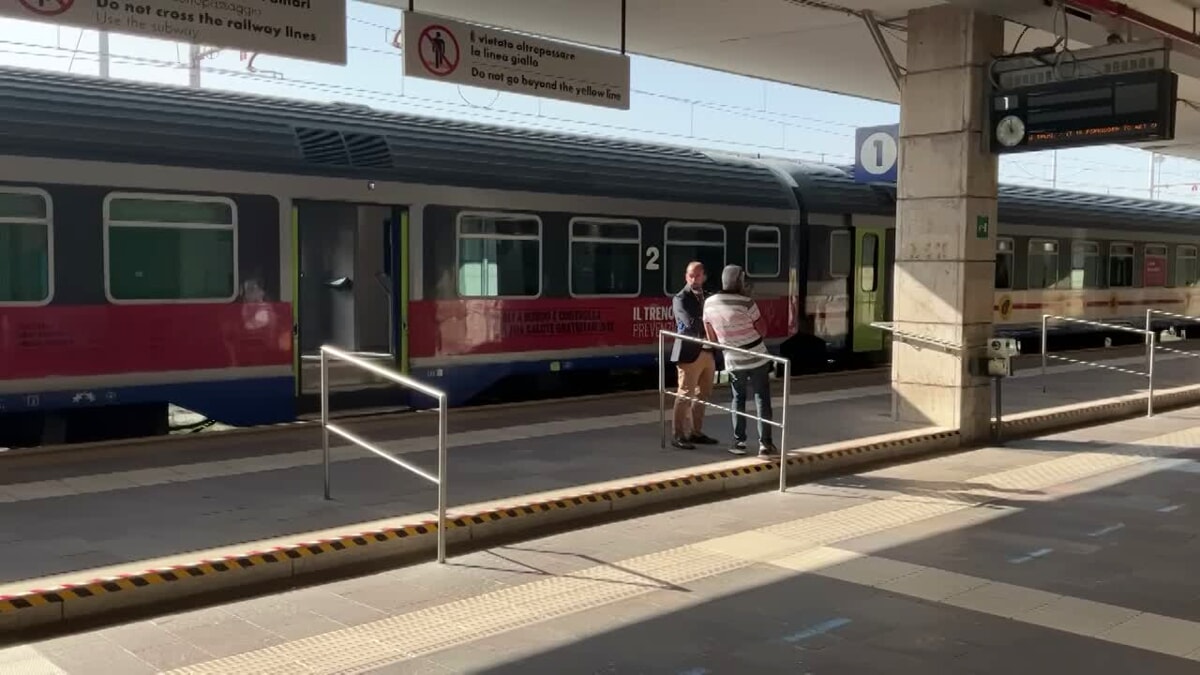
[777,162,1200,235]
[0,67,796,212]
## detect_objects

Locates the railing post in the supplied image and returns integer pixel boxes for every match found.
[437,394,448,564]
[659,330,667,449]
[779,360,791,493]
[321,348,331,500]
[1145,309,1154,418]
[1041,314,1049,393]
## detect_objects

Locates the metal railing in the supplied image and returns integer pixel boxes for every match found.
[870,321,965,354]
[1041,315,1155,417]
[658,331,791,492]
[1147,309,1200,360]
[320,345,449,563]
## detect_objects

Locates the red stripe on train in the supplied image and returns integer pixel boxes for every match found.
[0,304,293,380]
[408,297,792,359]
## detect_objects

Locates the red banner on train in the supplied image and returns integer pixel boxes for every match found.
[408,297,791,358]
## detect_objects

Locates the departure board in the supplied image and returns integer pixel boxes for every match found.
[988,68,1177,153]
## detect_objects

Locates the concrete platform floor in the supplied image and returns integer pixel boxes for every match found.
[0,348,1195,594]
[5,402,1199,673]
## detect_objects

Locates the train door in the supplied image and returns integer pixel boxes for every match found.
[852,226,887,353]
[293,201,406,404]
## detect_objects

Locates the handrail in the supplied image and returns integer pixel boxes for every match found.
[870,322,963,353]
[1041,314,1155,417]
[320,345,449,564]
[1147,308,1200,361]
[1146,307,1200,324]
[658,330,791,492]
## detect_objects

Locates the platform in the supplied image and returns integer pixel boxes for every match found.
[1,347,1200,637]
[5,399,1200,672]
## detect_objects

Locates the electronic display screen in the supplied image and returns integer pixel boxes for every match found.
[989,69,1176,153]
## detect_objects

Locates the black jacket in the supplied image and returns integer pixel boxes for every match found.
[670,285,708,363]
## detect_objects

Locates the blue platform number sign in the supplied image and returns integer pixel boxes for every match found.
[854,123,899,184]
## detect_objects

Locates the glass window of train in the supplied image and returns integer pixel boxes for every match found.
[456,212,541,298]
[995,238,1014,289]
[1028,239,1059,289]
[0,188,52,305]
[1144,244,1168,287]
[860,233,878,292]
[1178,246,1199,287]
[829,230,851,278]
[745,226,781,278]
[663,222,726,294]
[1070,241,1101,290]
[569,218,641,297]
[1109,242,1135,288]
[105,193,236,303]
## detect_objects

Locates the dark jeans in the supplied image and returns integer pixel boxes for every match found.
[730,363,773,444]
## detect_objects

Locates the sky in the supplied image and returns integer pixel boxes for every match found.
[0,1,1197,203]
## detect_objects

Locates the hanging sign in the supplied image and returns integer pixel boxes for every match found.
[403,11,631,110]
[0,0,348,64]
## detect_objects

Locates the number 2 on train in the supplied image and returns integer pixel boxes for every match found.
[644,246,660,271]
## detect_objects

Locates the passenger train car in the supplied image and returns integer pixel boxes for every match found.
[0,67,1197,445]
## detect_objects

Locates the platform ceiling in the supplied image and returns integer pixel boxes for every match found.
[373,0,1200,162]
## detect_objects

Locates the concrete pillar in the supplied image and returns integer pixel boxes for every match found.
[892,5,1003,441]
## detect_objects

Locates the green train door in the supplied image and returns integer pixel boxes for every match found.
[852,227,886,353]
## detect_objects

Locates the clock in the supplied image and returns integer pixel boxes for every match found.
[996,114,1026,148]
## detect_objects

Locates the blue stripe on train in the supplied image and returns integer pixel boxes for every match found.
[0,377,296,427]
[412,347,782,407]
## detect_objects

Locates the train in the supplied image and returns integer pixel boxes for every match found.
[1,66,1198,446]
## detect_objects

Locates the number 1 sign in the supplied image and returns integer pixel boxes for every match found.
[853,124,899,185]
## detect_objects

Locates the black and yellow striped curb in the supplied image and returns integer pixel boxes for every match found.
[998,384,1200,434]
[0,390,1180,632]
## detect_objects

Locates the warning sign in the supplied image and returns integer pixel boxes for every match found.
[19,0,73,16]
[0,0,348,65]
[403,11,631,111]
[417,24,460,77]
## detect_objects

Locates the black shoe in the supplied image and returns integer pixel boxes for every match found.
[672,436,695,450]
[690,433,719,445]
[759,442,779,457]
[728,440,747,456]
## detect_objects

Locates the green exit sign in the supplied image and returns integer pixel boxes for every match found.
[976,215,989,239]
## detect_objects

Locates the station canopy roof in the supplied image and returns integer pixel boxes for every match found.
[373,0,1200,161]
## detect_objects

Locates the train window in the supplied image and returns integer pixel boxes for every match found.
[457,212,541,298]
[995,238,1014,289]
[569,218,641,297]
[0,188,52,305]
[1144,244,1168,287]
[105,194,236,303]
[1109,243,1135,288]
[830,230,851,278]
[745,226,781,278]
[1070,241,1102,290]
[860,233,878,292]
[664,222,726,294]
[1178,246,1199,287]
[1028,239,1059,289]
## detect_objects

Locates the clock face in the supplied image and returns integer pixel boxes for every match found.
[996,115,1025,148]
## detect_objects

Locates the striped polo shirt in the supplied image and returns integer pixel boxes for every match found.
[702,293,770,371]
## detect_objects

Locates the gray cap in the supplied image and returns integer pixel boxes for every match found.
[721,264,745,291]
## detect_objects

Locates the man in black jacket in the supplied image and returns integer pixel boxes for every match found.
[669,261,719,449]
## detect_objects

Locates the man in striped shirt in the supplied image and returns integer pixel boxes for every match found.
[703,265,778,457]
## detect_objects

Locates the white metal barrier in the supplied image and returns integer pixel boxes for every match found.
[869,321,964,355]
[658,331,791,492]
[1147,308,1200,361]
[320,345,449,564]
[1041,315,1155,417]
